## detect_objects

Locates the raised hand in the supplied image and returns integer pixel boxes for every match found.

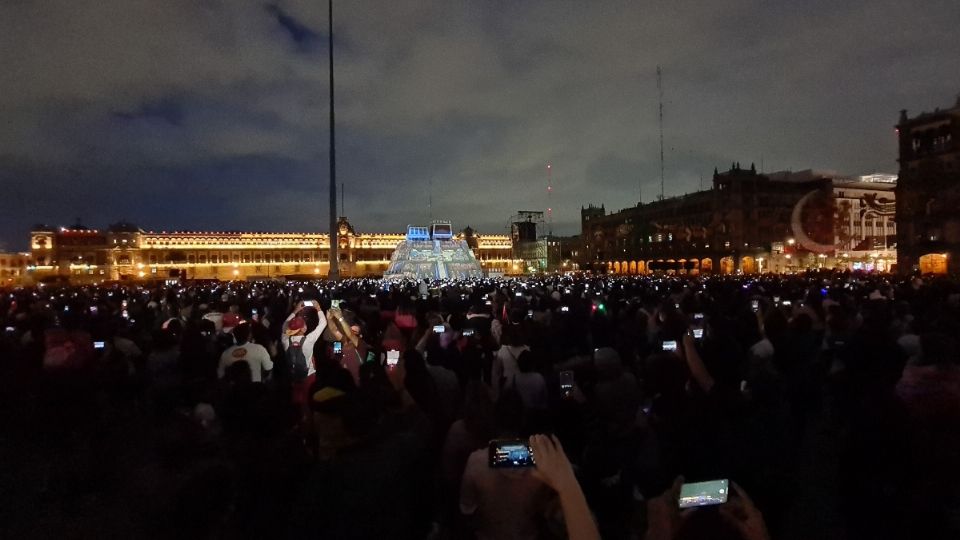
[718,481,771,540]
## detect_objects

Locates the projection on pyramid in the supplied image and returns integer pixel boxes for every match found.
[383,221,485,280]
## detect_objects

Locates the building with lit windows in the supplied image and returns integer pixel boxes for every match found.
[578,165,897,274]
[0,251,30,287]
[895,96,960,274]
[25,217,514,284]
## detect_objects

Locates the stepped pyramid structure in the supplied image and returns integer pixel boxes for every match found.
[383,222,485,280]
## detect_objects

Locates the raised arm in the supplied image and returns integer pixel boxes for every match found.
[682,332,715,393]
[529,434,601,540]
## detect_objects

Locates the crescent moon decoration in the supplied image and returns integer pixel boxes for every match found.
[790,189,835,254]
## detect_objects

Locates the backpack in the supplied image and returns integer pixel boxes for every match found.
[286,337,309,382]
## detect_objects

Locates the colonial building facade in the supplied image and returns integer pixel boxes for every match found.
[579,165,897,275]
[25,218,513,284]
[0,252,30,287]
[895,96,960,274]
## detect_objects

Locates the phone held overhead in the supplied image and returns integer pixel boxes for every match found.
[678,479,729,508]
[488,439,535,468]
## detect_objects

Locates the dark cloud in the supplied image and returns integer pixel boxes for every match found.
[1,0,959,250]
[266,4,322,52]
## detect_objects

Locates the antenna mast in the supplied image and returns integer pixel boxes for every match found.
[657,65,665,201]
[546,163,553,236]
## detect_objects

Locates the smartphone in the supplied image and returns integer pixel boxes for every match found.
[661,340,678,352]
[386,349,400,366]
[463,328,475,337]
[488,439,535,468]
[5,326,15,333]
[751,300,759,312]
[331,299,341,309]
[773,296,780,304]
[89,306,98,315]
[433,324,445,334]
[332,341,342,355]
[560,306,570,312]
[485,300,492,306]
[94,341,105,349]
[559,370,574,398]
[365,351,376,363]
[781,300,792,306]
[303,300,315,307]
[515,292,522,297]
[122,309,129,319]
[678,479,729,508]
[527,310,534,319]
[694,313,704,321]
[693,328,704,340]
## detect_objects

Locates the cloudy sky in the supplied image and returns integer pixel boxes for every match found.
[1,0,958,249]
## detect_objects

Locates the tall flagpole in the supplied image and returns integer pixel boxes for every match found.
[327,0,340,281]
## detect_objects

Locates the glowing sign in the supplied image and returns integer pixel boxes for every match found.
[431,222,453,240]
[407,226,430,241]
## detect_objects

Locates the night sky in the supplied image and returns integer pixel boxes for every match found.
[1,0,959,250]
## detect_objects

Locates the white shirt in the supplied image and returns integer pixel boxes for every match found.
[280,310,328,376]
[750,338,775,360]
[218,342,274,382]
[492,345,530,396]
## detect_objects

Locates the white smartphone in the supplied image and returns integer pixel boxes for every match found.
[386,349,400,366]
[662,340,678,352]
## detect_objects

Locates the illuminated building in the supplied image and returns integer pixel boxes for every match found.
[0,251,30,286]
[25,217,513,284]
[578,165,897,274]
[895,96,960,274]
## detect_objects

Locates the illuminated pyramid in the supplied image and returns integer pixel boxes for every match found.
[383,221,485,281]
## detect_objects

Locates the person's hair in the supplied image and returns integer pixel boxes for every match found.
[358,361,400,410]
[301,307,320,334]
[164,318,183,336]
[153,327,179,350]
[233,322,251,344]
[500,323,525,347]
[517,350,535,373]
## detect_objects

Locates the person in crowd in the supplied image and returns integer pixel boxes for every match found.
[281,301,326,408]
[459,395,555,540]
[217,321,273,383]
[510,349,549,412]
[6,273,960,539]
[492,323,530,397]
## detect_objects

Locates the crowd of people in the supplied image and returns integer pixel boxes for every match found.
[1,272,959,539]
